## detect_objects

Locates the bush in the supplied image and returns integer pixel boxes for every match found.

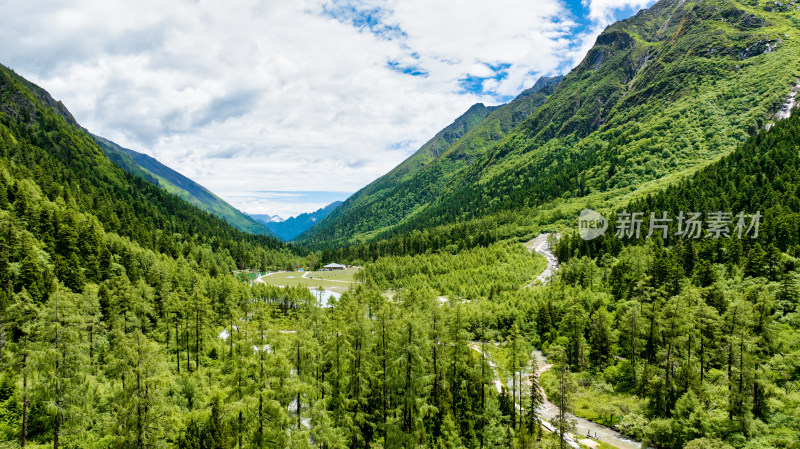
[684,438,734,449]
[615,413,648,440]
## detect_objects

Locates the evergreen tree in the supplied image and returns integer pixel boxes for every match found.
[31,288,90,448]
[547,346,575,449]
[526,353,544,442]
[4,290,38,447]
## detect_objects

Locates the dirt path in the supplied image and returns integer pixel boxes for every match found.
[253,271,279,285]
[525,233,559,286]
[469,342,641,449]
[531,351,642,449]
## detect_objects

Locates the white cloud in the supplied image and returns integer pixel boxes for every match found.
[585,0,653,25]
[0,0,652,217]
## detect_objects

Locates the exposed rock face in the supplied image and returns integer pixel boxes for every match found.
[591,50,606,70]
[763,0,800,13]
[720,7,770,29]
[740,37,783,58]
[774,79,800,121]
[766,79,800,130]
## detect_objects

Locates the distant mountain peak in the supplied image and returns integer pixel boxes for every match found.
[253,201,342,241]
[250,214,285,223]
[515,75,564,100]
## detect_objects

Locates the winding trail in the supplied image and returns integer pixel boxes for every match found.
[525,233,560,286]
[253,271,279,285]
[531,351,642,449]
[470,342,642,449]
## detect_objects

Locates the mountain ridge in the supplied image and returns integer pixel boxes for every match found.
[299,0,800,248]
[93,135,277,237]
[0,62,292,279]
[251,201,343,241]
[250,214,285,223]
[296,74,564,246]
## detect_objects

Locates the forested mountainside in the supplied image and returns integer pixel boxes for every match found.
[0,64,295,275]
[1,0,800,448]
[255,201,342,241]
[296,75,562,247]
[0,62,311,446]
[557,109,800,263]
[0,63,558,449]
[300,0,800,248]
[94,135,277,237]
[531,111,800,449]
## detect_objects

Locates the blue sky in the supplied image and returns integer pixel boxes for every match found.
[0,0,655,218]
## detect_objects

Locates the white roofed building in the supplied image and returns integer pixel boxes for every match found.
[322,263,346,271]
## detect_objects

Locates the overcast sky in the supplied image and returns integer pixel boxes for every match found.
[0,0,655,218]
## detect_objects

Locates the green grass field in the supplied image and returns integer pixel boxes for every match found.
[256,267,359,293]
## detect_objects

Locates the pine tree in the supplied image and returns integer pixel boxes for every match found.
[548,347,575,449]
[226,313,254,449]
[188,291,210,371]
[176,417,204,449]
[429,302,447,439]
[205,396,233,449]
[589,307,612,369]
[342,294,375,448]
[108,278,169,448]
[31,287,90,448]
[777,270,799,316]
[450,305,470,432]
[388,315,432,448]
[527,353,544,442]
[724,300,754,437]
[508,323,529,432]
[249,300,287,449]
[4,290,38,447]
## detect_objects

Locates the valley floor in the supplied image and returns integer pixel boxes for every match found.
[255,267,360,294]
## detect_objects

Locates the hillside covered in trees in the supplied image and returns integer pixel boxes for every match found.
[1,0,800,448]
[299,0,800,248]
[93,135,277,238]
[1,66,799,449]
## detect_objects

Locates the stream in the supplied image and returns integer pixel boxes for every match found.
[470,338,643,449]
[532,350,642,449]
[526,233,560,285]
[521,235,642,448]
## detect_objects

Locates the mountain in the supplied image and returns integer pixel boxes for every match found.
[556,108,800,264]
[296,74,563,246]
[4,2,800,447]
[0,63,310,446]
[252,201,343,241]
[299,0,800,248]
[93,136,276,237]
[0,63,295,292]
[249,214,285,223]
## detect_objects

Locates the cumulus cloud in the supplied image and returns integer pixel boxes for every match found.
[0,0,654,217]
[585,0,654,23]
